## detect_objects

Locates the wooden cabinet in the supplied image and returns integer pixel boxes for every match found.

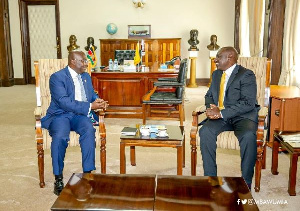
[267,85,300,146]
[92,72,177,118]
[0,0,14,87]
[99,38,181,71]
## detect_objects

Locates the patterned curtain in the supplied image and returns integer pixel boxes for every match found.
[239,0,265,57]
[279,0,300,87]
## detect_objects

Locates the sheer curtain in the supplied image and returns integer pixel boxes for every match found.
[279,0,300,87]
[239,0,265,57]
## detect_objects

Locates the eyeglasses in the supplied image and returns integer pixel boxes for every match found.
[74,59,88,64]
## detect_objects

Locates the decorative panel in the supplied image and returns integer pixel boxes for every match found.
[28,5,57,76]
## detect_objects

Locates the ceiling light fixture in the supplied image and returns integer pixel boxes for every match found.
[132,0,146,8]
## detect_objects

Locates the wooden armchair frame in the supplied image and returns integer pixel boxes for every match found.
[34,60,106,188]
[190,57,271,192]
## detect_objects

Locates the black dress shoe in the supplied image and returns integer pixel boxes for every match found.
[54,178,64,196]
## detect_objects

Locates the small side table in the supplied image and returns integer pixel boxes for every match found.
[272,131,300,196]
[120,125,185,175]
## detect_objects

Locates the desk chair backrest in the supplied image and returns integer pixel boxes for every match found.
[177,58,188,84]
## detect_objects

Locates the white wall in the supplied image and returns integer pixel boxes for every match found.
[9,0,235,79]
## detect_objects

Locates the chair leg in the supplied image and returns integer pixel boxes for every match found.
[100,139,106,174]
[262,143,267,169]
[179,104,183,126]
[254,143,264,192]
[142,104,147,125]
[254,158,262,192]
[190,133,197,176]
[99,113,106,174]
[37,136,45,188]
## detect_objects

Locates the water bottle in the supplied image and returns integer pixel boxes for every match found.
[108,59,113,70]
[113,59,118,70]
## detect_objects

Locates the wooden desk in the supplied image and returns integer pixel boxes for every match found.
[267,85,300,147]
[120,125,185,175]
[52,174,258,210]
[272,132,300,196]
[92,71,177,118]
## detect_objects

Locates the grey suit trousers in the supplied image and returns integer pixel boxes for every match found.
[199,117,258,184]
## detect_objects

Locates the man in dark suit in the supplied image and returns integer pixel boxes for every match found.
[199,47,259,190]
[41,51,108,195]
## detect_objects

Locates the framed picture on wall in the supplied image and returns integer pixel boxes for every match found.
[128,25,151,39]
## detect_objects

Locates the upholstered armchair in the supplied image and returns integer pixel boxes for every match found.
[142,59,188,126]
[34,59,107,188]
[190,57,271,192]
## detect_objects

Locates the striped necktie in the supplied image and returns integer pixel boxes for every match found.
[77,74,87,102]
[218,72,226,109]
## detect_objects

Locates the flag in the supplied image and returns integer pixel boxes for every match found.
[87,45,97,68]
[134,42,141,66]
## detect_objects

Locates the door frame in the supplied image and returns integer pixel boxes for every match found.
[19,0,61,84]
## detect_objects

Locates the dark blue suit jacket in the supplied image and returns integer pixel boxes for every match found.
[205,64,260,123]
[41,66,99,129]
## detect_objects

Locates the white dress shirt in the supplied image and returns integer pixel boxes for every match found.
[68,66,92,114]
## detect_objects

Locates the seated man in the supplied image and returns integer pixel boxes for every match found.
[199,46,259,190]
[41,51,108,195]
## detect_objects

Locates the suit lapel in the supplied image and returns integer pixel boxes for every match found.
[63,67,75,94]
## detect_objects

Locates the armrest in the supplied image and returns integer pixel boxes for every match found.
[192,105,206,126]
[257,106,268,145]
[34,107,43,145]
[258,106,268,117]
[34,107,42,120]
[142,86,157,101]
[95,109,106,138]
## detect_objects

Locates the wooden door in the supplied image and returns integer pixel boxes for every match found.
[0,0,14,87]
[19,0,61,84]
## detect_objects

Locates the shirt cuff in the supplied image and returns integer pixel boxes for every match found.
[88,103,92,114]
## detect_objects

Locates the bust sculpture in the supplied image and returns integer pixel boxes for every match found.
[67,35,80,52]
[207,34,220,51]
[85,37,97,51]
[188,29,199,51]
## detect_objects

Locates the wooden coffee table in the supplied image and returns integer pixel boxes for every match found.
[51,173,156,210]
[155,175,258,211]
[51,173,258,210]
[120,125,185,175]
[272,131,300,196]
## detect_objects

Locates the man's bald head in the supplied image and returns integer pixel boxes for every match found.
[68,51,88,74]
[214,47,239,71]
[219,47,238,63]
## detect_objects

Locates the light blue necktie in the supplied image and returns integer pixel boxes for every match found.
[77,74,87,102]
